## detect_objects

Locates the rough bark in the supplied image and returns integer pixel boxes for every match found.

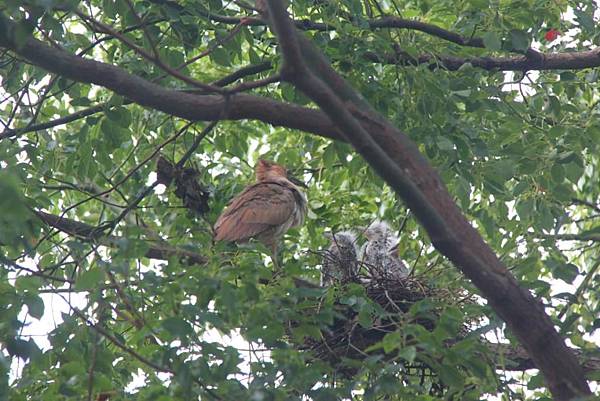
[366,47,600,71]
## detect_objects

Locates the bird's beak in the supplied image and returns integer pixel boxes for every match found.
[288,174,308,188]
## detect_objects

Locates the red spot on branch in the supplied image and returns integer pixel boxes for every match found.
[545,29,560,41]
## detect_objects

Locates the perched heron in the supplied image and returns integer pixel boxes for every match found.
[360,220,409,281]
[320,231,359,286]
[214,159,307,269]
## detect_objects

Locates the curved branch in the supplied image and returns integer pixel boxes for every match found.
[367,16,484,48]
[0,18,340,142]
[0,61,274,139]
[212,61,273,87]
[187,4,510,51]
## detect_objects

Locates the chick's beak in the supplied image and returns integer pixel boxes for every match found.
[288,174,308,188]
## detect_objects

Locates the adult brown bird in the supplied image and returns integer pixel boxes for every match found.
[214,159,307,269]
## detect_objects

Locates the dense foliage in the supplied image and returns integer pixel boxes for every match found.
[1,0,600,400]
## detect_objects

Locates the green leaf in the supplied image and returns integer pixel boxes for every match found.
[536,201,554,231]
[357,307,374,328]
[76,267,105,290]
[553,262,579,284]
[482,32,501,51]
[550,163,565,183]
[24,293,44,319]
[516,198,535,222]
[14,275,42,292]
[5,338,40,360]
[560,72,576,81]
[545,258,579,284]
[210,47,231,66]
[509,30,529,51]
[397,345,417,363]
[564,161,584,183]
[99,117,128,149]
[0,171,34,249]
[574,9,594,31]
[162,317,193,338]
[381,331,401,354]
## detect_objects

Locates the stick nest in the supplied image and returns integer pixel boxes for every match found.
[293,273,470,374]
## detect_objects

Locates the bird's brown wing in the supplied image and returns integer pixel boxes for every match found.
[214,182,296,242]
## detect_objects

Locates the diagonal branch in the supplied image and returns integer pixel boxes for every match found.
[262,2,591,400]
[0,103,107,139]
[34,211,207,265]
[538,232,600,242]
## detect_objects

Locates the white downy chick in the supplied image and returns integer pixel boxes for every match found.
[321,231,359,286]
[360,220,409,281]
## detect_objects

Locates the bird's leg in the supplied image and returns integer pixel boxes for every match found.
[270,242,281,272]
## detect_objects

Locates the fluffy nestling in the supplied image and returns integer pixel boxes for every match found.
[320,231,359,286]
[360,220,409,281]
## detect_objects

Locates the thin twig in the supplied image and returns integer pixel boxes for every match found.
[74,9,224,94]
[557,258,600,320]
[226,73,281,93]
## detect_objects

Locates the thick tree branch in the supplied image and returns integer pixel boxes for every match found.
[0,61,274,139]
[263,2,591,400]
[0,17,340,141]
[34,211,206,265]
[366,47,600,71]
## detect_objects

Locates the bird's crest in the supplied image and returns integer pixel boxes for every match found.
[364,220,393,240]
[325,230,358,247]
[255,159,287,181]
